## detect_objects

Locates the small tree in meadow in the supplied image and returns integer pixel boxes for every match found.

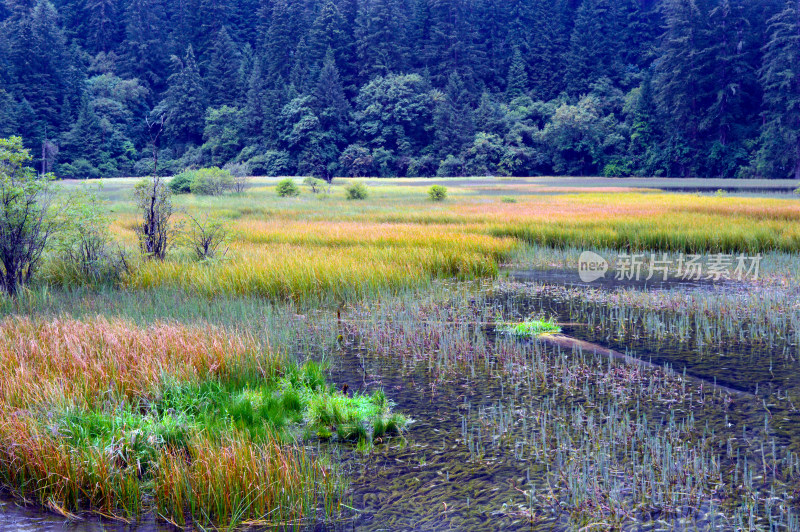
[428,185,447,201]
[189,167,234,196]
[276,178,300,197]
[303,176,327,194]
[0,137,62,296]
[345,181,368,200]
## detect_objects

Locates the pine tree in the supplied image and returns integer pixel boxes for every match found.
[6,0,80,136]
[157,44,208,144]
[123,0,170,90]
[565,0,623,95]
[756,0,800,179]
[264,0,300,80]
[206,26,240,106]
[528,0,569,100]
[355,0,406,81]
[314,47,350,132]
[506,47,528,100]
[655,0,710,174]
[84,0,120,53]
[433,71,475,157]
[306,1,348,67]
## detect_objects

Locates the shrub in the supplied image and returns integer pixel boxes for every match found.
[501,196,517,203]
[169,170,196,194]
[276,178,300,197]
[52,190,131,285]
[0,137,61,296]
[303,177,327,194]
[189,167,234,196]
[185,214,228,261]
[223,162,251,194]
[794,187,800,195]
[428,185,447,201]
[345,181,368,200]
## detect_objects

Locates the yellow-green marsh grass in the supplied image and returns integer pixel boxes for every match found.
[0,317,346,525]
[0,316,279,408]
[55,178,800,300]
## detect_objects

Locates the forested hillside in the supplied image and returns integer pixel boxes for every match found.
[1,0,799,179]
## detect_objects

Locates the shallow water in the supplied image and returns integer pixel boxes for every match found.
[2,273,799,530]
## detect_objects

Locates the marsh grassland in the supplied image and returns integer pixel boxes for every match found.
[3,177,800,530]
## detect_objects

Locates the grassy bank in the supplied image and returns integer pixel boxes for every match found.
[0,316,404,526]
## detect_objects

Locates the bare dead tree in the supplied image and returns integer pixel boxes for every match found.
[134,175,175,260]
[145,114,166,176]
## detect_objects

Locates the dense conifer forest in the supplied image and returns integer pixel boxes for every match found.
[1,0,799,179]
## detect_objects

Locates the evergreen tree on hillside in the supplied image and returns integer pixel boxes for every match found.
[506,47,528,100]
[84,0,120,53]
[207,26,240,106]
[264,0,301,80]
[5,0,80,138]
[156,45,207,145]
[528,0,569,100]
[655,0,710,174]
[314,48,350,132]
[355,0,406,81]
[702,0,756,175]
[565,0,623,95]
[433,71,475,157]
[755,0,800,179]
[123,0,170,90]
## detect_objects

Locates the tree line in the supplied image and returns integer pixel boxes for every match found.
[1,0,799,179]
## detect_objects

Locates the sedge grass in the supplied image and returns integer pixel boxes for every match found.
[0,316,404,526]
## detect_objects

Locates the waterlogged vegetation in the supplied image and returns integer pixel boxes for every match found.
[2,177,800,529]
[0,316,405,527]
[496,317,561,338]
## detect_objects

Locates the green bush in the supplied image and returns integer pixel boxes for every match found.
[276,178,300,197]
[428,184,447,201]
[303,176,327,194]
[189,167,234,196]
[345,181,368,200]
[794,187,800,195]
[169,170,196,194]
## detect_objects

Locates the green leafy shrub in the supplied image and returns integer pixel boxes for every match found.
[276,178,300,197]
[345,181,368,200]
[189,167,234,196]
[303,176,327,194]
[428,184,447,201]
[501,196,517,203]
[169,170,196,194]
